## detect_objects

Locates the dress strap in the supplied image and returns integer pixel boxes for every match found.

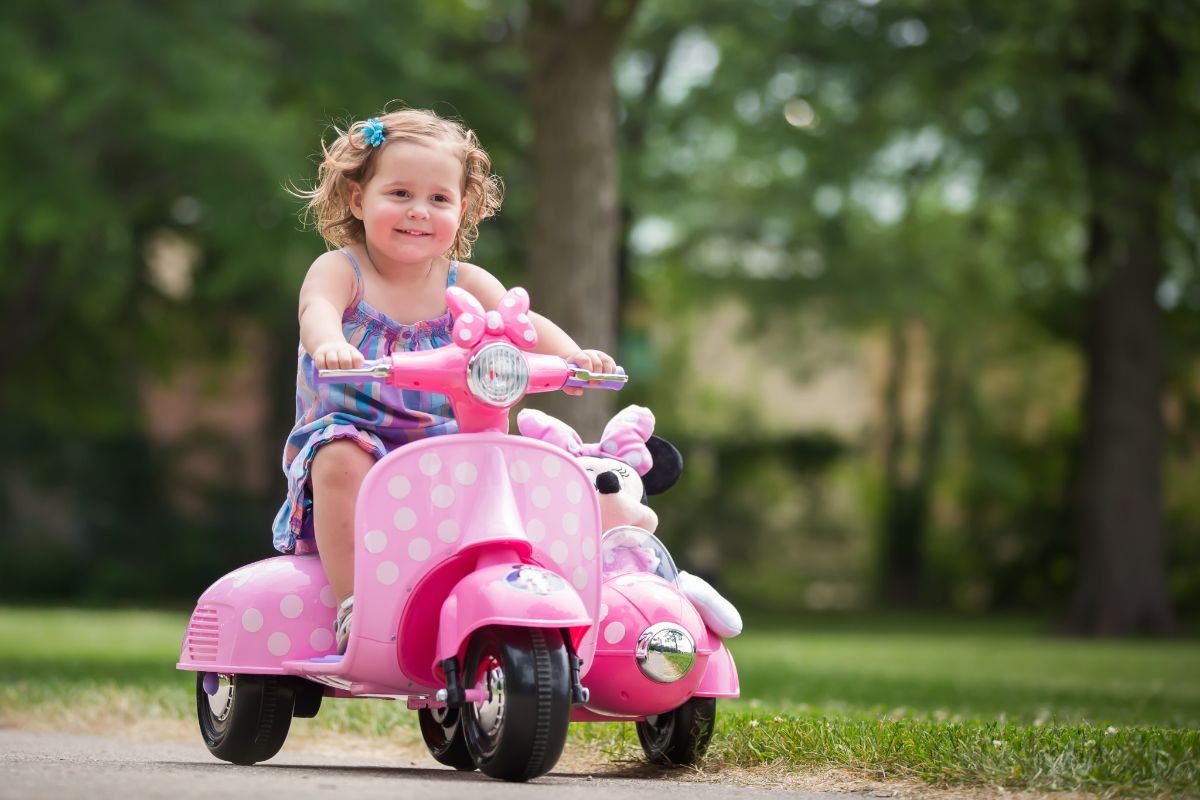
[339,248,365,307]
[447,261,458,287]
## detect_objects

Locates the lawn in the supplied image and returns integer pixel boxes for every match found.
[1,607,1196,797]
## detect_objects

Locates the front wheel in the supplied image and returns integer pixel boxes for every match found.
[461,626,571,781]
[418,705,476,770]
[196,673,295,765]
[636,697,717,765]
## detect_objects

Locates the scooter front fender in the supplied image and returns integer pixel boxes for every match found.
[433,561,591,677]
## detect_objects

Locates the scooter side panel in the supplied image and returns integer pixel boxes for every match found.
[177,554,337,673]
[352,433,603,685]
[694,639,740,698]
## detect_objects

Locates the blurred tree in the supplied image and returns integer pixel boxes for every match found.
[524,0,641,434]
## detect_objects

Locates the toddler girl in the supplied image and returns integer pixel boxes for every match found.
[272,108,615,652]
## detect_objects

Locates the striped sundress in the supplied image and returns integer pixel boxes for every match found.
[271,248,459,553]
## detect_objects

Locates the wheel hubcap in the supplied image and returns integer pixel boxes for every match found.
[206,674,234,722]
[471,654,506,753]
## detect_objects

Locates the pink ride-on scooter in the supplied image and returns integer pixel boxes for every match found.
[177,285,739,781]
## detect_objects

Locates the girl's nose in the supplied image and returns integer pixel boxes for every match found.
[595,471,620,494]
[407,204,428,219]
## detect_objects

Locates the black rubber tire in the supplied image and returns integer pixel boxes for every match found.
[461,626,571,781]
[196,673,296,765]
[636,697,717,765]
[418,705,477,770]
[290,677,324,719]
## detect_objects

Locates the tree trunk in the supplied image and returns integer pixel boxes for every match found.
[523,0,638,435]
[1061,4,1179,636]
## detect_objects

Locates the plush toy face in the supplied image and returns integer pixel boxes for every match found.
[578,455,659,534]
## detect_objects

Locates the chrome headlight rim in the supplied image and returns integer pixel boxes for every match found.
[466,341,530,408]
[635,622,696,683]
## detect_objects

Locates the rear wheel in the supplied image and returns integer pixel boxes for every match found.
[636,697,717,765]
[461,626,571,781]
[196,673,295,765]
[418,705,476,770]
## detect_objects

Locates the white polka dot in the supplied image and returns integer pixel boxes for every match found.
[603,621,626,644]
[602,440,619,454]
[377,561,400,585]
[523,330,535,342]
[394,507,417,531]
[450,287,463,295]
[527,519,546,542]
[627,451,643,468]
[420,453,442,475]
[432,485,455,508]
[517,313,529,323]
[510,461,531,483]
[582,538,596,560]
[241,609,263,633]
[531,486,551,508]
[514,287,527,297]
[504,297,515,307]
[566,482,583,504]
[310,628,334,651]
[487,316,501,331]
[267,632,291,656]
[624,413,641,424]
[461,313,474,324]
[573,566,588,590]
[455,462,478,485]
[600,602,609,620]
[550,541,568,563]
[320,585,337,608]
[542,457,561,478]
[364,529,388,554]
[280,594,304,619]
[459,329,472,341]
[408,538,432,562]
[437,519,460,542]
[562,512,579,535]
[388,475,411,499]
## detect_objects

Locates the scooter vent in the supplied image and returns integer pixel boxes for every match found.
[185,605,220,663]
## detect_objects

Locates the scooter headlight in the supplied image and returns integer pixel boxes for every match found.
[635,622,696,683]
[467,342,530,407]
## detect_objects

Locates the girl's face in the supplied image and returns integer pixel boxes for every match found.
[350,141,467,266]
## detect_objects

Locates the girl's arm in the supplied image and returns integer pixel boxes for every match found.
[455,263,617,394]
[298,251,363,369]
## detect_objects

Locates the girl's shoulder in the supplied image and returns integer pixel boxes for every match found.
[300,248,360,309]
[452,261,508,307]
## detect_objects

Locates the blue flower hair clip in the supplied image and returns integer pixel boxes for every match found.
[361,117,385,148]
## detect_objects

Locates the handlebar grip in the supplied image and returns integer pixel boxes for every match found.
[314,358,392,385]
[565,365,627,391]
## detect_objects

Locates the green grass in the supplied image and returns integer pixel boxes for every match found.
[1,607,1197,796]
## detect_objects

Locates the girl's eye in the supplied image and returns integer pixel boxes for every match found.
[432,194,449,203]
[393,189,410,198]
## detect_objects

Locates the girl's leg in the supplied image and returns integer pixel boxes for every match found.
[309,439,375,603]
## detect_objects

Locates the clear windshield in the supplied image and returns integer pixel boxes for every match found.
[600,526,679,583]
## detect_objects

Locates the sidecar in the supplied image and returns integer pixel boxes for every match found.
[574,526,739,764]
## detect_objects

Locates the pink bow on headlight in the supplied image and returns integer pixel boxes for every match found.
[446,286,539,351]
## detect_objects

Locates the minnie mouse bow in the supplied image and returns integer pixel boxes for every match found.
[517,405,655,475]
[445,286,539,350]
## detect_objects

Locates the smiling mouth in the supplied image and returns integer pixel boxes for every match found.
[396,228,431,237]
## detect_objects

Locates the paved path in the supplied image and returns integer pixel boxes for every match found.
[0,729,867,800]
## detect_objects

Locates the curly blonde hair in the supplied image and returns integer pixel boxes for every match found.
[297,107,503,260]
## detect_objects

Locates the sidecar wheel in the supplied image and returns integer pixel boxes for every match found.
[461,626,571,781]
[418,705,476,771]
[636,697,717,765]
[196,672,295,765]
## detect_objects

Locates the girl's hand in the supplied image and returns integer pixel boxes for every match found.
[564,349,617,397]
[313,341,365,370]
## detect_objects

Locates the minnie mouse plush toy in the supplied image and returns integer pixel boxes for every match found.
[517,405,742,638]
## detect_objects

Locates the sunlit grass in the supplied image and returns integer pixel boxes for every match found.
[1,607,1197,796]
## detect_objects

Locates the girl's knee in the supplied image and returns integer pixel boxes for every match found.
[311,440,375,491]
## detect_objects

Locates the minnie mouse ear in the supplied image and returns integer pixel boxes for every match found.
[643,436,683,495]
